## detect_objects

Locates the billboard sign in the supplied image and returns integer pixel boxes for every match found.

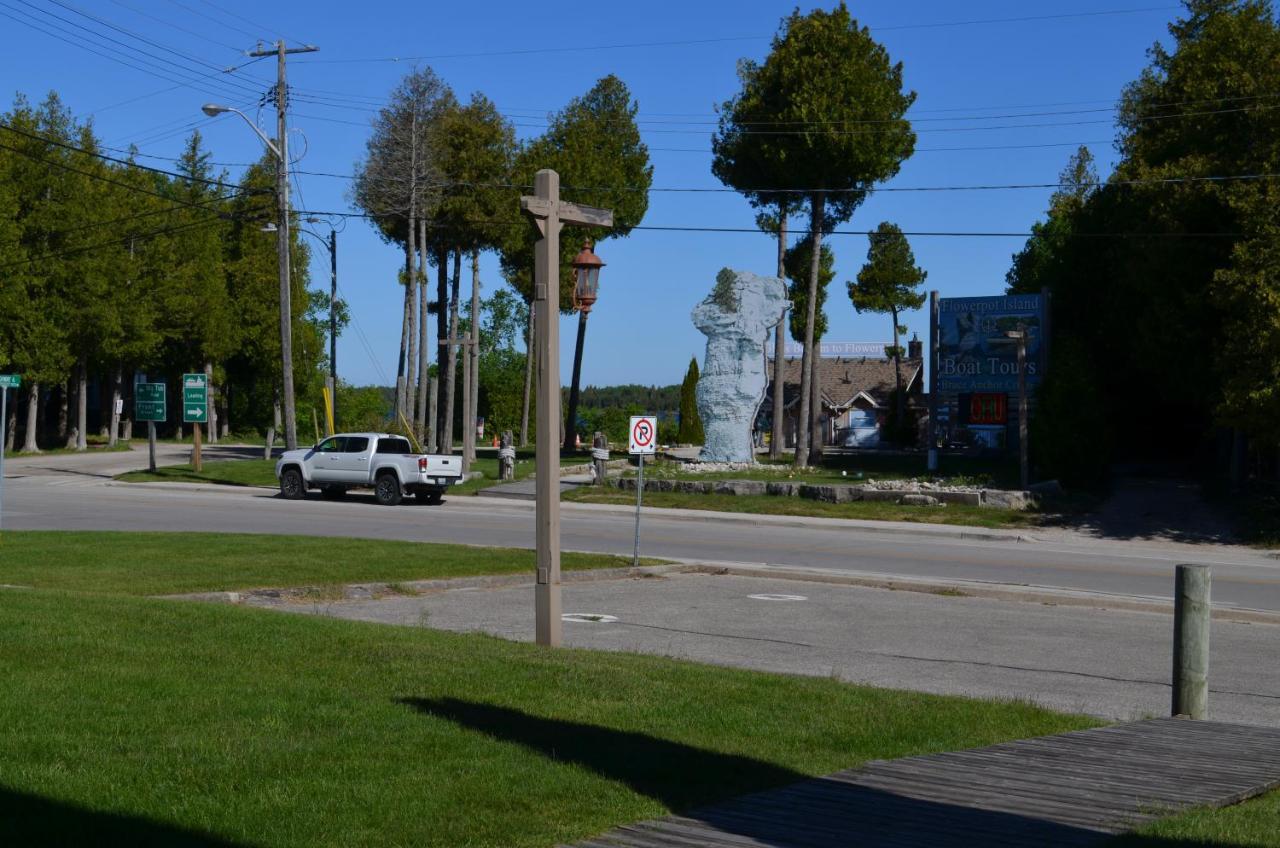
[936,295,1045,392]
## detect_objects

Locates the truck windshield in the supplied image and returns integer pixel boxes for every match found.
[376,438,412,454]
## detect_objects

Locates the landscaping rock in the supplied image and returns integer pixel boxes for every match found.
[800,484,854,504]
[899,494,940,506]
[766,482,799,497]
[982,489,1038,510]
[1029,479,1064,497]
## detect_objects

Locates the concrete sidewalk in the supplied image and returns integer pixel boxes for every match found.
[268,570,1280,726]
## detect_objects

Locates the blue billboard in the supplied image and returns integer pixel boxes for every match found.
[936,295,1045,392]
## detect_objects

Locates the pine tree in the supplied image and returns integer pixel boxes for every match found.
[677,357,704,445]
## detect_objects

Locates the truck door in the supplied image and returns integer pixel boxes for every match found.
[309,436,347,483]
[335,435,371,482]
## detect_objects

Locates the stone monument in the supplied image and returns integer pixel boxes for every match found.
[692,268,788,462]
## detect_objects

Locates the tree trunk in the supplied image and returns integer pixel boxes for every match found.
[770,209,788,459]
[264,395,280,461]
[220,381,229,439]
[56,381,68,442]
[98,377,110,438]
[22,381,39,453]
[108,364,122,447]
[441,250,461,455]
[205,362,218,444]
[890,305,904,440]
[5,391,16,452]
[395,213,416,424]
[520,299,534,447]
[469,249,481,462]
[795,192,824,468]
[415,219,430,444]
[404,231,418,434]
[809,363,822,463]
[74,360,87,451]
[434,247,449,452]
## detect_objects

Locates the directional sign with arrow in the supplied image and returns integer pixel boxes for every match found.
[182,372,208,424]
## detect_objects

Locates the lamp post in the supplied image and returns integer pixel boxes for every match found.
[563,240,605,453]
[300,217,341,428]
[520,170,612,647]
[202,102,298,450]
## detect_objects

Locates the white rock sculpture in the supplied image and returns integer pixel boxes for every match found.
[693,268,789,463]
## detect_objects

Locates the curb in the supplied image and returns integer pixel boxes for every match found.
[105,481,276,495]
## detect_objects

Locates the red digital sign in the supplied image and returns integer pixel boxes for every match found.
[969,393,1007,425]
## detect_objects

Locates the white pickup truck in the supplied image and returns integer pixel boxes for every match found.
[274,432,463,505]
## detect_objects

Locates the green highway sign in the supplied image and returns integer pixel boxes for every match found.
[135,382,166,422]
[182,372,208,424]
[0,374,19,389]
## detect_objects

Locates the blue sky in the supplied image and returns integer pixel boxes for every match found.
[0,1,1181,388]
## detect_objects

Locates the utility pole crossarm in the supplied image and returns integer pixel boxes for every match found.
[247,45,320,57]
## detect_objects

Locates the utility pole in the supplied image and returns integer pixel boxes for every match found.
[248,39,318,451]
[329,227,338,426]
[520,170,612,647]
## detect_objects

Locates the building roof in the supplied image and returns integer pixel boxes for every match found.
[766,357,923,410]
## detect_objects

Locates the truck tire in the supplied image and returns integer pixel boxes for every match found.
[320,485,346,500]
[374,473,403,506]
[280,468,305,500]
[417,490,444,505]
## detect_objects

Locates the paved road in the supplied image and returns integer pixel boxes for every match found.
[6,445,1280,613]
[264,571,1280,725]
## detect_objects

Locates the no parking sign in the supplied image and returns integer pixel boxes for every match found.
[629,415,657,455]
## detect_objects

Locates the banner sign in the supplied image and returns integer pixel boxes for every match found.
[936,295,1045,392]
[782,341,890,358]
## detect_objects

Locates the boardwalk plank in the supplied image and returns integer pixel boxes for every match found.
[567,719,1280,848]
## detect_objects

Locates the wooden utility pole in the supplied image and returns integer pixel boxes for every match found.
[247,40,318,451]
[520,170,612,647]
[1173,564,1211,719]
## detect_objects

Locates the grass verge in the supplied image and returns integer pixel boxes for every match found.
[0,531,654,595]
[564,487,1046,530]
[116,458,278,487]
[0,587,1099,848]
[629,453,1019,488]
[1108,789,1280,846]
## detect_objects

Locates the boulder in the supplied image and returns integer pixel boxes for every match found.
[981,489,1038,510]
[899,494,940,506]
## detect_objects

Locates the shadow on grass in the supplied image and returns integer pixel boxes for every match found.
[0,785,249,847]
[402,698,1240,847]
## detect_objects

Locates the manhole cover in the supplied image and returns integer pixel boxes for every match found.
[748,593,808,602]
[561,613,619,623]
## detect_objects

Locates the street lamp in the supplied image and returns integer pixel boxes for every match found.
[300,217,341,429]
[563,241,605,452]
[202,101,298,450]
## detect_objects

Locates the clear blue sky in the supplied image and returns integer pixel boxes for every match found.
[0,1,1181,389]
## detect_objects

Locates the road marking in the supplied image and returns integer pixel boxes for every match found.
[748,593,808,602]
[562,613,619,623]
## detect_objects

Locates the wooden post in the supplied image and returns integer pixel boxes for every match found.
[148,421,157,472]
[592,431,608,485]
[499,429,515,481]
[521,170,612,648]
[192,422,202,472]
[1173,564,1211,719]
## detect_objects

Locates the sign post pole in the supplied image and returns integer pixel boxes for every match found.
[0,375,20,531]
[628,415,657,567]
[182,373,208,472]
[135,381,166,472]
[0,384,7,532]
[148,420,157,472]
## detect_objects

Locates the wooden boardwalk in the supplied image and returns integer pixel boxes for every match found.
[567,718,1280,848]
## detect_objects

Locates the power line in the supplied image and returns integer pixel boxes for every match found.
[304,6,1176,64]
[189,0,308,47]
[106,0,243,52]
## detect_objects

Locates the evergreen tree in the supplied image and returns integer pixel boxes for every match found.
[677,357,704,445]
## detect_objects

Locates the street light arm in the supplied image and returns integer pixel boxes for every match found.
[220,106,282,160]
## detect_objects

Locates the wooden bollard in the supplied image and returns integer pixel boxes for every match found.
[592,431,608,485]
[498,430,515,481]
[1172,563,1211,719]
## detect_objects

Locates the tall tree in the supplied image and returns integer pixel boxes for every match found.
[849,222,927,430]
[501,75,652,451]
[351,68,451,428]
[713,2,915,465]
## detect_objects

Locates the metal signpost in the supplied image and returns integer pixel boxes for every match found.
[135,382,166,472]
[183,373,208,472]
[629,415,657,567]
[0,374,20,531]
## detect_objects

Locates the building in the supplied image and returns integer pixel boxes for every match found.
[757,338,925,449]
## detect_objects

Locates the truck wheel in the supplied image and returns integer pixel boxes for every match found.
[374,473,403,506]
[280,468,305,500]
[417,490,443,505]
[320,485,346,500]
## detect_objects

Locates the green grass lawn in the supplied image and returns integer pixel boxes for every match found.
[0,586,1102,848]
[628,454,1016,488]
[116,458,278,487]
[564,487,1047,530]
[0,531,649,595]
